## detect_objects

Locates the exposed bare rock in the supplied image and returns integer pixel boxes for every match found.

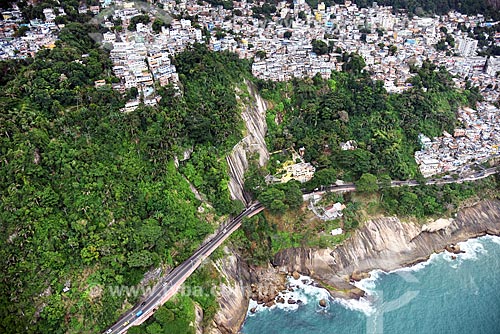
[350,271,370,282]
[248,266,286,306]
[421,218,453,232]
[33,148,41,165]
[273,200,500,298]
[194,303,204,334]
[208,249,286,334]
[208,251,252,334]
[227,80,270,205]
[265,300,275,307]
[444,244,463,254]
[210,200,500,332]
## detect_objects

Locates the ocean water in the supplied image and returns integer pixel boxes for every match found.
[241,235,500,334]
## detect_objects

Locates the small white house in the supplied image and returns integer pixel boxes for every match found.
[330,228,343,236]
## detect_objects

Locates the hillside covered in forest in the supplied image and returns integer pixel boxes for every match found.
[1,1,499,334]
[0,17,251,333]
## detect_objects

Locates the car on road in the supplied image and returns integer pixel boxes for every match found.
[122,321,129,327]
[104,330,112,334]
[136,310,143,317]
[141,301,146,306]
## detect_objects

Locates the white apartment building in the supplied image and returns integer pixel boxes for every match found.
[456,36,478,57]
[486,56,500,76]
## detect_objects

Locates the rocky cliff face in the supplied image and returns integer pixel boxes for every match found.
[273,200,500,297]
[208,201,500,332]
[206,250,252,334]
[226,80,270,205]
[207,248,286,334]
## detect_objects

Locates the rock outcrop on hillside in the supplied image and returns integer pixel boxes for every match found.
[273,200,500,297]
[226,80,269,206]
[206,251,252,334]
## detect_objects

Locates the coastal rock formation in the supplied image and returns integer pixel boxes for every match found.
[207,251,252,334]
[226,80,270,206]
[207,249,285,334]
[253,267,286,304]
[444,244,463,254]
[209,200,499,332]
[273,200,500,297]
[421,218,453,232]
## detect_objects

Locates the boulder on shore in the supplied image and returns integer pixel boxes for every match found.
[350,271,370,281]
[292,271,301,280]
[445,244,464,254]
[348,287,365,299]
[421,218,453,233]
[287,299,297,304]
[319,299,327,307]
[265,300,275,307]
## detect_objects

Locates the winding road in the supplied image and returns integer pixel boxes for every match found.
[305,167,499,197]
[104,166,498,333]
[103,202,264,334]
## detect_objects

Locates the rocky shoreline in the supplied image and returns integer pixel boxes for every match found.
[207,199,500,333]
[272,199,500,300]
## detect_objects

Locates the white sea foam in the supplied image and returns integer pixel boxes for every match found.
[333,295,376,316]
[353,270,382,295]
[456,237,487,260]
[246,236,499,318]
[287,275,331,302]
[245,274,331,315]
[393,253,439,273]
[481,234,500,246]
[288,275,376,316]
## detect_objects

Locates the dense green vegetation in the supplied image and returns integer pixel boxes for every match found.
[130,264,220,334]
[381,177,499,218]
[174,44,252,214]
[0,15,249,334]
[257,59,472,182]
[130,295,196,334]
[231,190,360,265]
[1,1,499,333]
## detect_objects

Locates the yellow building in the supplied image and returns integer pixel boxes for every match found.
[280,162,316,183]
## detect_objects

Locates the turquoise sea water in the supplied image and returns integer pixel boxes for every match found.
[241,235,500,334]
